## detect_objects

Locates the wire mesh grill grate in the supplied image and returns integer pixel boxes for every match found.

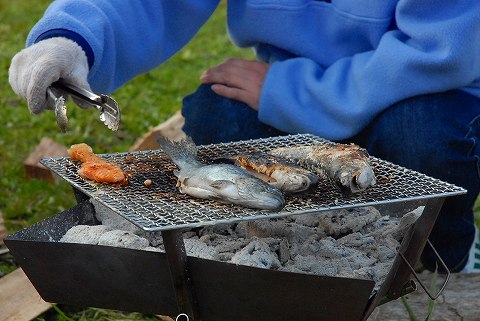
[41,134,466,231]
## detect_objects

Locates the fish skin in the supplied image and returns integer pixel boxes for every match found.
[268,143,376,194]
[232,152,319,194]
[157,136,285,210]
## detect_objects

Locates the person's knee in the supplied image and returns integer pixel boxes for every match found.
[182,84,242,144]
[182,84,218,121]
[182,84,282,144]
[358,91,479,174]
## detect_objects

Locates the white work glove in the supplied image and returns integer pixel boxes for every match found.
[9,37,91,114]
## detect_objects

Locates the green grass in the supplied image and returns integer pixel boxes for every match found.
[39,305,167,321]
[0,1,251,319]
[474,198,480,227]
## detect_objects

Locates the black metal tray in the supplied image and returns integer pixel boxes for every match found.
[5,201,376,321]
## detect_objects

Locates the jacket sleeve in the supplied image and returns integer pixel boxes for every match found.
[27,0,220,93]
[258,0,480,140]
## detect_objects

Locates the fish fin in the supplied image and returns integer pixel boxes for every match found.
[156,135,199,167]
[209,180,235,190]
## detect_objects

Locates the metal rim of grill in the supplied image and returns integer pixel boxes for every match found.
[41,134,466,231]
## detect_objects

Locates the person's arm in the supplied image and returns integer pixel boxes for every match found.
[27,0,221,93]
[258,0,480,140]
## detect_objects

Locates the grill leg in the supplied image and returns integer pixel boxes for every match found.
[163,229,199,320]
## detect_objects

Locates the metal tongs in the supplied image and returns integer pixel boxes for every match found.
[46,79,121,132]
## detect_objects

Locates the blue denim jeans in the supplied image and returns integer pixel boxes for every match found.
[182,84,480,272]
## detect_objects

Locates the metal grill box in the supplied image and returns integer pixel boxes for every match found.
[5,135,466,321]
[6,201,378,320]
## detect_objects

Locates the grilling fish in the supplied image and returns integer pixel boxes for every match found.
[230,152,319,194]
[268,143,376,194]
[157,136,285,210]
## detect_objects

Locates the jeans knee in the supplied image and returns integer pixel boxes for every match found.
[181,84,286,144]
[353,92,480,179]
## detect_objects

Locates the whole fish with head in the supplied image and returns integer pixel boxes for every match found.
[268,143,376,194]
[229,152,318,194]
[156,136,285,210]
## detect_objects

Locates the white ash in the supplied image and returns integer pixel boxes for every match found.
[60,224,150,251]
[97,230,150,250]
[231,239,281,269]
[183,238,216,260]
[60,225,112,244]
[59,203,423,290]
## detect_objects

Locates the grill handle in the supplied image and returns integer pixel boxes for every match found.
[398,239,450,300]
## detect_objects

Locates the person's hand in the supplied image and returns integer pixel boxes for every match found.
[9,37,91,114]
[200,58,269,110]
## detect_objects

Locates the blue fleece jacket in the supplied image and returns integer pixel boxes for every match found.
[27,0,480,140]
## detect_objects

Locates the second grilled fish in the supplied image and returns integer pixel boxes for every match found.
[230,152,319,194]
[157,136,285,210]
[269,143,376,194]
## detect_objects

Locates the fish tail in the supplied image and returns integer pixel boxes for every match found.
[156,135,199,167]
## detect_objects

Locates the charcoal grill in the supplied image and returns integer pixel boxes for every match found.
[5,134,466,321]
